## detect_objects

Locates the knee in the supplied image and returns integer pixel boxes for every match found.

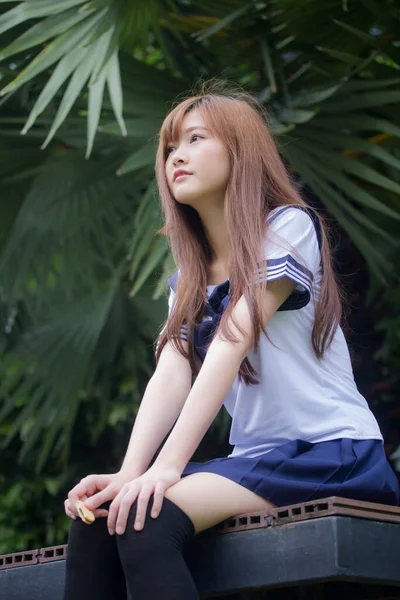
[116,499,169,566]
[116,497,195,566]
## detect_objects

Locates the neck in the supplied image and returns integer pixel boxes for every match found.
[197,203,231,265]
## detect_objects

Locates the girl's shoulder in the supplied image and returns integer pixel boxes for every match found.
[266,204,322,253]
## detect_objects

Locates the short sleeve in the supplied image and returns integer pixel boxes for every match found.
[257,206,321,310]
[154,278,188,355]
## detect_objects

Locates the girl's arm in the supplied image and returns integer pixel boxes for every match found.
[119,341,192,477]
[155,277,296,473]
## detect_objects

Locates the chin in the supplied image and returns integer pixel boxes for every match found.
[174,198,195,208]
[173,192,199,206]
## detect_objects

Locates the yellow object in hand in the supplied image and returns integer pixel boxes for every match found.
[76,500,95,525]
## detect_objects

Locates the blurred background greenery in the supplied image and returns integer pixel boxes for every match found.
[0,0,399,554]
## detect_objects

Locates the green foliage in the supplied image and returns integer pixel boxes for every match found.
[0,379,144,553]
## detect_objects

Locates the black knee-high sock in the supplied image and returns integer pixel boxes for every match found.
[63,501,127,600]
[117,496,199,600]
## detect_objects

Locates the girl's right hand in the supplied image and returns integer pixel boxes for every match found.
[64,471,138,520]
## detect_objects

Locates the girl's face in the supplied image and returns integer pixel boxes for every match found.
[164,109,230,210]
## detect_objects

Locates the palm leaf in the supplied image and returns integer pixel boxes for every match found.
[0,8,107,96]
[105,49,127,137]
[0,0,181,155]
[285,147,392,282]
[21,45,87,135]
[0,5,95,60]
[39,29,111,149]
[0,281,120,473]
[192,2,253,41]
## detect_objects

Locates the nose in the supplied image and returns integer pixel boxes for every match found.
[172,151,188,166]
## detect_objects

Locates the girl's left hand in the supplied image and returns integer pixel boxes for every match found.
[87,464,182,535]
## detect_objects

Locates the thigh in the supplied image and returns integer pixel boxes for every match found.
[164,472,275,536]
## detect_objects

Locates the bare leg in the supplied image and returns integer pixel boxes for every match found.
[165,471,275,535]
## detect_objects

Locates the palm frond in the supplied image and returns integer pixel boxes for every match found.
[0,0,181,156]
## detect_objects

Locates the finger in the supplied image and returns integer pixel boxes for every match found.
[84,486,115,511]
[66,493,88,519]
[65,498,76,517]
[114,486,141,535]
[93,509,109,518]
[67,493,99,522]
[68,476,101,506]
[65,503,76,519]
[64,499,77,520]
[107,488,126,534]
[68,476,97,501]
[132,487,153,532]
[66,508,76,520]
[150,487,165,519]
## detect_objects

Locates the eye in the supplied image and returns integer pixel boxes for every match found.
[190,134,203,142]
[165,146,175,158]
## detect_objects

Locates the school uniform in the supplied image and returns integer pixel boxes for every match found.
[156,205,400,507]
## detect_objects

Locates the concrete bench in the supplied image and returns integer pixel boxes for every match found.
[1,496,399,599]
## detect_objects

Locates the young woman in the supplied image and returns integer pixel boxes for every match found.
[63,83,399,600]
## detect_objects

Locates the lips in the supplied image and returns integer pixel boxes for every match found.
[173,170,191,181]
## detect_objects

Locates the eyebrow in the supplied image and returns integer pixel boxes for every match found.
[182,126,208,133]
[165,126,208,148]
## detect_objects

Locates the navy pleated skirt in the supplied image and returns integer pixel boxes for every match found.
[181,438,400,507]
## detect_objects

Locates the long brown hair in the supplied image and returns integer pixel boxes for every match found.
[154,81,343,385]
